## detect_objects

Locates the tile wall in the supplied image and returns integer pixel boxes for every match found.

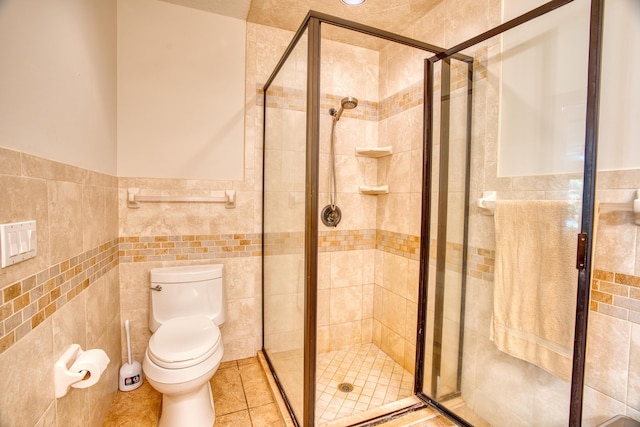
[0,148,120,427]
[117,176,264,364]
[255,21,427,378]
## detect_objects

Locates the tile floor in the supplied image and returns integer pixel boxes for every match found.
[315,343,415,425]
[103,350,457,427]
[266,343,415,425]
[103,356,284,427]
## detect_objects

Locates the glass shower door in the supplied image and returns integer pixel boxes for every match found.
[262,29,308,423]
[421,1,594,425]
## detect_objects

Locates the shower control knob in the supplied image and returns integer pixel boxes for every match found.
[321,205,342,227]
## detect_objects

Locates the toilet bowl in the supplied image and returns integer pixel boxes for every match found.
[142,264,226,427]
[143,315,224,427]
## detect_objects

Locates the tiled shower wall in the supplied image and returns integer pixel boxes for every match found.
[255,21,426,376]
[0,148,121,427]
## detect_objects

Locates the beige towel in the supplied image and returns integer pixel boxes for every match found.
[491,200,580,381]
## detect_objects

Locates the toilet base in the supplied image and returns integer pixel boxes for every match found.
[158,381,215,427]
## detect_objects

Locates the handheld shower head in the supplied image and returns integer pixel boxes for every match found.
[341,97,358,109]
[331,96,358,122]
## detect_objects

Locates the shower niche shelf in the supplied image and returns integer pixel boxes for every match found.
[359,185,389,195]
[355,146,392,158]
[356,146,392,195]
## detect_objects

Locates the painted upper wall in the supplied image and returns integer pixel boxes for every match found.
[117,0,246,180]
[0,0,117,175]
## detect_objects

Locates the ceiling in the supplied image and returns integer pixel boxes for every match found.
[159,0,252,20]
[161,0,443,49]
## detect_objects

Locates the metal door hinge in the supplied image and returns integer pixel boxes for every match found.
[576,233,588,270]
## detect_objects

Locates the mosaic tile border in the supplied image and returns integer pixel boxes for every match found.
[264,229,419,260]
[320,229,377,252]
[467,246,496,282]
[259,84,379,121]
[378,82,423,121]
[118,234,262,263]
[376,230,420,260]
[256,51,488,124]
[263,231,303,256]
[0,239,119,355]
[465,250,639,323]
[591,269,640,323]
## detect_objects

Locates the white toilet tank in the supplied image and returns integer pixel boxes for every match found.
[149,264,225,332]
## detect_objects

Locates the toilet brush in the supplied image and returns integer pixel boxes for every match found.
[119,319,143,391]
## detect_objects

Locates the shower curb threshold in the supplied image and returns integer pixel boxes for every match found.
[257,350,296,427]
[322,396,427,427]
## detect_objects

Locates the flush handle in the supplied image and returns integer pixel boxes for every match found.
[150,285,162,292]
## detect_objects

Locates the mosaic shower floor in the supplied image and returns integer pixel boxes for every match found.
[316,343,415,425]
[267,343,415,426]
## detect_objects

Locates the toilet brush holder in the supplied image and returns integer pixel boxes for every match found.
[119,319,143,391]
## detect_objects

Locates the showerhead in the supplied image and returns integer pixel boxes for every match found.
[331,96,358,122]
[341,97,358,109]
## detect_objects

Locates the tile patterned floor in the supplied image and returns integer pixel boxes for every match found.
[315,343,415,425]
[103,349,456,427]
[103,356,284,427]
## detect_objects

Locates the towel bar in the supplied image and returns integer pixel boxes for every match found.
[127,188,236,209]
[477,190,640,225]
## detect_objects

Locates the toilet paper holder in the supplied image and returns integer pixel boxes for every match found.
[54,344,110,398]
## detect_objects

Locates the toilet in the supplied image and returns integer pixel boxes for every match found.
[142,264,226,427]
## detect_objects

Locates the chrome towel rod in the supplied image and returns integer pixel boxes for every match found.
[477,190,640,225]
[127,188,236,209]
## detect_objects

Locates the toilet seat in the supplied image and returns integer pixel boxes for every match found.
[148,315,221,369]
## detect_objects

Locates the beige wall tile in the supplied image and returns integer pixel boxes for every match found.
[594,213,638,275]
[0,317,54,427]
[82,185,106,251]
[52,292,88,356]
[318,289,331,327]
[48,180,83,265]
[317,326,330,354]
[330,321,362,351]
[362,318,373,343]
[406,260,420,304]
[222,297,258,342]
[86,275,113,346]
[0,147,21,175]
[120,307,151,364]
[362,284,374,319]
[383,252,408,297]
[220,257,261,300]
[404,342,416,376]
[405,301,418,344]
[381,323,404,366]
[34,402,57,427]
[385,291,407,338]
[318,252,331,290]
[582,386,627,427]
[87,315,121,427]
[372,319,382,347]
[0,176,50,288]
[223,337,259,363]
[585,312,630,403]
[331,250,364,288]
[330,286,363,325]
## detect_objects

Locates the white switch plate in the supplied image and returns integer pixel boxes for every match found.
[0,221,37,268]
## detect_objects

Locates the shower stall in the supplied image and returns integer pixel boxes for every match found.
[261,0,612,425]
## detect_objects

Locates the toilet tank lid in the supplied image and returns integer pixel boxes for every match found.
[151,264,223,283]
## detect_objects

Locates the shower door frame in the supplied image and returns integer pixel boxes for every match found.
[416,0,605,426]
[261,11,471,427]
